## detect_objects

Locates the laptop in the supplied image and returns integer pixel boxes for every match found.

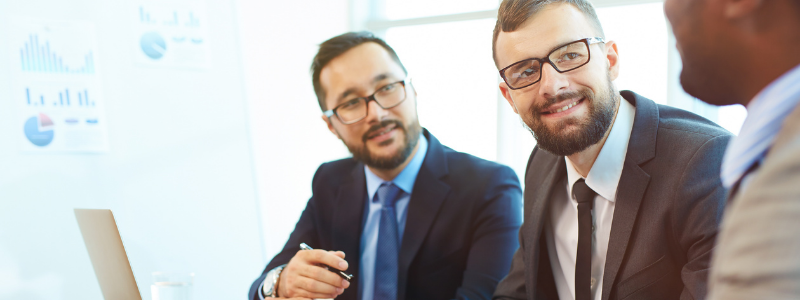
[75,208,142,300]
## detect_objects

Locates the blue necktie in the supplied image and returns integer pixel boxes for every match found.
[374,182,402,300]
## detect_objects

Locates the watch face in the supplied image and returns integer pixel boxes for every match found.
[264,266,284,297]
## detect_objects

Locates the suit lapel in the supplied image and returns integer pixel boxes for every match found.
[601,91,658,300]
[397,130,450,300]
[523,148,565,297]
[332,163,367,300]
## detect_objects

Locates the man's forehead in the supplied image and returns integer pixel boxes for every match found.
[319,43,405,103]
[496,3,598,67]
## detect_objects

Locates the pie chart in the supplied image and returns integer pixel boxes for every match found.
[140,31,167,59]
[24,113,55,147]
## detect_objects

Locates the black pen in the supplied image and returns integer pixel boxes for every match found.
[299,243,353,282]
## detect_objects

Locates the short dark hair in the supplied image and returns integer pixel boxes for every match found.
[492,0,605,67]
[311,31,407,111]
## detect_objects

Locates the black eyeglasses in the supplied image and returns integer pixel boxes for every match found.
[323,78,409,125]
[499,37,605,90]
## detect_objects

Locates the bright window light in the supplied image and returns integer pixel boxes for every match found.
[386,18,500,161]
[385,0,497,20]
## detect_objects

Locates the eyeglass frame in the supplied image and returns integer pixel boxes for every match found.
[323,78,411,125]
[499,37,605,90]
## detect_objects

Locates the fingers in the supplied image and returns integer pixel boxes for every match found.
[306,249,349,271]
[286,274,344,299]
[298,264,350,289]
[329,250,346,260]
[279,249,350,298]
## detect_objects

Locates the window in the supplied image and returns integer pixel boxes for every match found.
[385,19,499,161]
[356,0,747,181]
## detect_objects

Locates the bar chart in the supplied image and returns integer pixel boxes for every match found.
[11,19,109,152]
[139,5,200,27]
[19,34,95,74]
[25,87,96,108]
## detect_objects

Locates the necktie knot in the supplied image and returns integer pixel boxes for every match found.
[376,182,402,208]
[573,179,597,205]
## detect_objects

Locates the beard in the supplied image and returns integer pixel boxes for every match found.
[344,118,422,170]
[521,77,618,157]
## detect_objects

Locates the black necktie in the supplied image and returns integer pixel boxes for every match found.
[573,179,596,300]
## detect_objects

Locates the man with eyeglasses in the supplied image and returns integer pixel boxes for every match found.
[248,31,523,300]
[491,0,731,300]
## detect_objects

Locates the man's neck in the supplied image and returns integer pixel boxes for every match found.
[368,142,421,182]
[735,11,800,106]
[740,54,800,107]
[566,98,621,178]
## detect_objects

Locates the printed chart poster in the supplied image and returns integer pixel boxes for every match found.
[10,19,109,153]
[134,1,211,69]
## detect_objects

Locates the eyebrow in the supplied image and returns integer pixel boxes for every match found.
[521,38,583,63]
[337,73,392,103]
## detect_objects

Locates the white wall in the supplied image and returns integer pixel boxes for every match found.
[0,0,264,299]
[236,0,351,261]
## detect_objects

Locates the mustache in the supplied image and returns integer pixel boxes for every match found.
[362,120,405,142]
[532,89,593,114]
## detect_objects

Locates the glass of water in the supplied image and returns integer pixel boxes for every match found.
[151,272,194,300]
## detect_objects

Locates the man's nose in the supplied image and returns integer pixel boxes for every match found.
[364,99,389,124]
[537,63,569,99]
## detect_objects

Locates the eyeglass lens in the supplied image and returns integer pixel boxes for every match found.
[336,81,407,124]
[503,40,590,89]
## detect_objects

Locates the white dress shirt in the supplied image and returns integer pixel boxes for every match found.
[545,97,636,300]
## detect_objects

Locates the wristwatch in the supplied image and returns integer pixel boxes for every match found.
[262,264,286,298]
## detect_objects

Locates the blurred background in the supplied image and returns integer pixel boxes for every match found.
[0,0,745,299]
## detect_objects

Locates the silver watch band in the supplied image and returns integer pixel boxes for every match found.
[262,264,287,298]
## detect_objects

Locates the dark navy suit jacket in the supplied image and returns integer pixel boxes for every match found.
[249,129,523,300]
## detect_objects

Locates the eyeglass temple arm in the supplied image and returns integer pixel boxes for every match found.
[587,37,605,44]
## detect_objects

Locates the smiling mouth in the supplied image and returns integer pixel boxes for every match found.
[542,98,583,115]
[367,123,397,140]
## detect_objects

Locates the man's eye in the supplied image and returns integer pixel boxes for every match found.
[520,67,539,78]
[340,99,360,109]
[380,83,397,92]
[561,52,580,61]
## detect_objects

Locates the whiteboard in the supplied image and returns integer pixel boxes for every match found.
[0,0,264,299]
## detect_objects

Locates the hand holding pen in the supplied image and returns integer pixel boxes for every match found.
[276,243,352,299]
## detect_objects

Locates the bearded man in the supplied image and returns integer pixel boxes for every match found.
[248,31,523,300]
[490,0,732,299]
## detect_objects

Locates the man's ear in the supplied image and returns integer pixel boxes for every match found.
[321,114,341,139]
[604,40,620,81]
[499,82,519,114]
[723,0,764,19]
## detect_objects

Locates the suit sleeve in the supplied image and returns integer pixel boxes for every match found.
[247,164,327,300]
[672,135,731,300]
[492,229,528,300]
[708,138,800,299]
[452,165,523,300]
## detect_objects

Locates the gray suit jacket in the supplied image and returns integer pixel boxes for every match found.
[493,91,732,300]
[708,102,800,299]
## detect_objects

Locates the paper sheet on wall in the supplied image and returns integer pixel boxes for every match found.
[134,1,211,69]
[10,19,110,153]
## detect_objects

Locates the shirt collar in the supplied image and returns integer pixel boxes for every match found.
[720,63,800,187]
[565,96,636,202]
[365,133,429,202]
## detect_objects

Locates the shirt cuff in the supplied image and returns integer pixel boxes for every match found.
[259,279,268,300]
